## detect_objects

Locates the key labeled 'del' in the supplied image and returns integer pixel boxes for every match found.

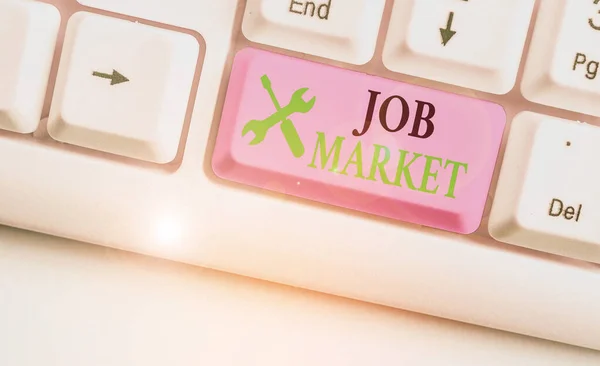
[489,112,600,264]
[548,198,583,222]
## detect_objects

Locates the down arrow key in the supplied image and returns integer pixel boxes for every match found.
[440,11,457,46]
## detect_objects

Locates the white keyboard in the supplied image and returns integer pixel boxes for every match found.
[2,0,600,352]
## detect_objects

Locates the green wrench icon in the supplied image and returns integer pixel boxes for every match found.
[242,75,316,158]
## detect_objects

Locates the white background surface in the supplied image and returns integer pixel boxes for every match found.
[1,228,599,366]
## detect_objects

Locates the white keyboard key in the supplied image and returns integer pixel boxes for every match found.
[0,0,60,134]
[522,0,600,117]
[48,12,199,164]
[382,0,535,94]
[489,112,600,264]
[242,0,385,65]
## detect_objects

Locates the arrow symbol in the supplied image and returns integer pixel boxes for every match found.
[92,69,129,85]
[440,12,457,46]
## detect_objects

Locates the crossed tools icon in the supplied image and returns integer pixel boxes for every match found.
[242,75,316,158]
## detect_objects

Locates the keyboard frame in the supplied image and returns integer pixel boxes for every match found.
[3,0,600,351]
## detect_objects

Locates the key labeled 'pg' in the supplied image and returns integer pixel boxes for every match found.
[573,52,599,80]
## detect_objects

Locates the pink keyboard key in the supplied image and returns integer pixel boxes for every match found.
[212,48,506,234]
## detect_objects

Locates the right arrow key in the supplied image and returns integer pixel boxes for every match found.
[48,12,199,164]
[383,0,535,94]
[92,69,130,86]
